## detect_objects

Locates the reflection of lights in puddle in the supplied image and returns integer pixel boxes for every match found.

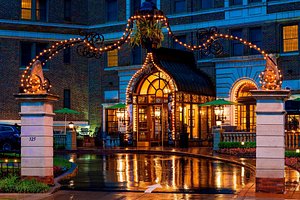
[241,167,245,186]
[69,180,74,187]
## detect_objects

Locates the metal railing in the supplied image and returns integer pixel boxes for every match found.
[54,134,66,149]
[0,161,21,177]
[221,132,256,143]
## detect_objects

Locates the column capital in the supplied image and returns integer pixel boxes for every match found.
[14,93,59,102]
[250,90,290,101]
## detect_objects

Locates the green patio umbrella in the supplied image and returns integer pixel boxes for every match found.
[54,108,80,134]
[294,98,300,101]
[107,103,126,109]
[199,99,238,107]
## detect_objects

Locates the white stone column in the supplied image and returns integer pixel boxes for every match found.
[14,93,59,185]
[251,90,290,194]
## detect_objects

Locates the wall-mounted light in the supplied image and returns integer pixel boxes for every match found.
[155,107,161,119]
[68,122,74,129]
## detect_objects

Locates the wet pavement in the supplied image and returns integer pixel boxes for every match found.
[59,153,254,193]
[1,147,300,200]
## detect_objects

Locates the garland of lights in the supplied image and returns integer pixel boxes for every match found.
[20,9,282,94]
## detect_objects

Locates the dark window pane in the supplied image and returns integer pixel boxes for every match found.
[249,0,261,3]
[231,29,243,56]
[36,0,47,21]
[201,0,213,9]
[131,0,141,15]
[63,89,71,109]
[249,27,262,55]
[173,35,186,50]
[107,0,118,22]
[230,0,242,6]
[64,0,71,21]
[21,42,32,67]
[64,47,71,64]
[174,0,186,13]
[36,42,48,55]
[132,46,142,65]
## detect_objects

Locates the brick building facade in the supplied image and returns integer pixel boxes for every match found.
[0,0,299,138]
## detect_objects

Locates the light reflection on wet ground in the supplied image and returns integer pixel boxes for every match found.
[60,154,254,194]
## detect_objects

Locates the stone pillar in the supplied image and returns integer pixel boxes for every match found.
[14,93,59,185]
[251,90,290,194]
[212,127,223,151]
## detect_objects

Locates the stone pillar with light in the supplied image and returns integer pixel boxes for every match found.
[66,122,77,150]
[14,93,59,185]
[251,55,289,193]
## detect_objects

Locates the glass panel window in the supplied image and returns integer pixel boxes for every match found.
[132,46,142,65]
[21,0,32,20]
[64,0,71,21]
[283,25,299,52]
[230,0,242,6]
[107,49,118,67]
[104,90,119,100]
[201,0,213,9]
[231,29,243,56]
[249,0,261,3]
[63,47,71,64]
[107,0,118,22]
[20,42,33,67]
[106,109,118,134]
[249,27,262,55]
[63,89,71,109]
[36,0,47,21]
[174,0,186,13]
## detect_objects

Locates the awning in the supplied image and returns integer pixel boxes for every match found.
[107,103,126,109]
[152,48,215,96]
[199,99,238,106]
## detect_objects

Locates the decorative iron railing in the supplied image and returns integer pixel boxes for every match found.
[53,134,67,149]
[221,132,256,143]
[0,160,21,177]
[285,131,300,149]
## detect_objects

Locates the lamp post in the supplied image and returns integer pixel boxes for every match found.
[214,105,224,127]
[68,122,74,129]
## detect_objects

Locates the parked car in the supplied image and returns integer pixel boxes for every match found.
[0,124,21,151]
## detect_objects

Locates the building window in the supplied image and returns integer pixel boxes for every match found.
[21,0,47,21]
[174,0,186,13]
[132,46,142,65]
[64,0,71,21]
[249,27,262,55]
[201,0,214,9]
[173,35,186,50]
[231,29,243,56]
[107,0,118,22]
[36,0,47,21]
[283,25,299,52]
[21,42,48,68]
[230,0,242,6]
[63,47,71,64]
[21,0,32,20]
[104,90,119,101]
[107,49,118,67]
[249,0,261,3]
[63,89,71,109]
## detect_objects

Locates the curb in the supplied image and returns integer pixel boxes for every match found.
[49,162,78,194]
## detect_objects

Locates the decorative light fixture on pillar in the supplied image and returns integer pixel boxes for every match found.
[116,109,125,122]
[214,105,224,126]
[68,122,74,129]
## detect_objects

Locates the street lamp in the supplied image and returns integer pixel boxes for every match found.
[68,122,74,129]
[214,105,224,126]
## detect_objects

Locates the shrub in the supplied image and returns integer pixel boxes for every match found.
[218,142,256,149]
[285,151,300,158]
[0,176,49,193]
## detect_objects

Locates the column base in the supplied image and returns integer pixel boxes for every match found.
[256,177,285,194]
[22,175,54,185]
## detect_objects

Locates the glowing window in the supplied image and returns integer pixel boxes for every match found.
[283,25,298,52]
[21,0,32,20]
[107,49,118,67]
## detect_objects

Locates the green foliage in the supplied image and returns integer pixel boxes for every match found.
[218,142,256,149]
[0,176,49,193]
[285,150,300,158]
[54,157,71,170]
[130,18,165,48]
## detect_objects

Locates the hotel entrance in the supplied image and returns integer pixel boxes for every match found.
[133,71,171,146]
